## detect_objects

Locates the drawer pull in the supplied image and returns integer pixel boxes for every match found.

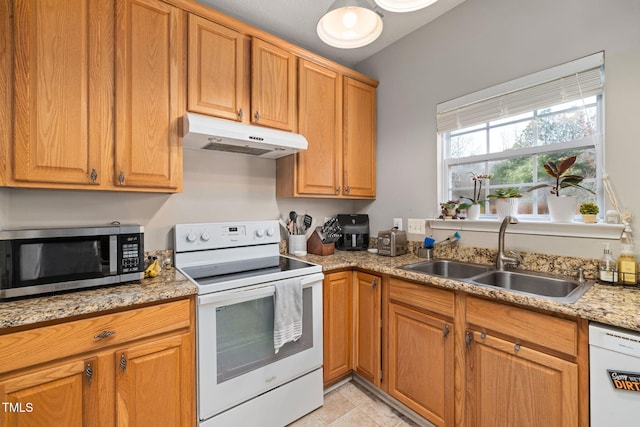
[94,330,116,339]
[120,354,127,372]
[85,363,94,382]
[443,325,450,338]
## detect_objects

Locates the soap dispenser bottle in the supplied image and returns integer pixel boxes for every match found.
[618,244,638,285]
[599,243,618,283]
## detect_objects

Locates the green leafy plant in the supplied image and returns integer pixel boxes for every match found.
[488,188,523,199]
[526,155,595,197]
[459,173,492,209]
[579,202,599,215]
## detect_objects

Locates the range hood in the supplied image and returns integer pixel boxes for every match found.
[182,113,308,159]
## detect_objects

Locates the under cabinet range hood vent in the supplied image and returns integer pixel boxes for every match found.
[182,113,308,159]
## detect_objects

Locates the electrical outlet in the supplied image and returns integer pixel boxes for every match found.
[393,218,403,230]
[408,218,426,234]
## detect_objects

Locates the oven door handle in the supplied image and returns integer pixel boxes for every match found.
[198,272,324,306]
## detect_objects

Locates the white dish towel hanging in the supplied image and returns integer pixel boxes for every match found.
[273,278,303,353]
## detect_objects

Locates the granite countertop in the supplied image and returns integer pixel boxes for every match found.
[299,250,640,333]
[0,268,198,330]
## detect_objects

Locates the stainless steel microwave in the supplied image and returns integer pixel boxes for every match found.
[0,225,144,300]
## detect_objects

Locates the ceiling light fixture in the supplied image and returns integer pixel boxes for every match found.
[374,0,439,13]
[317,0,384,49]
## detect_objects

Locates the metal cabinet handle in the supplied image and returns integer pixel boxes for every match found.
[90,168,98,183]
[335,186,341,194]
[254,110,260,121]
[514,343,521,353]
[85,363,94,382]
[371,279,377,288]
[118,171,125,185]
[237,108,243,120]
[465,331,473,348]
[345,185,351,194]
[94,330,116,339]
[120,354,127,372]
[443,325,450,338]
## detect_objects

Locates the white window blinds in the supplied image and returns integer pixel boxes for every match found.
[436,52,604,133]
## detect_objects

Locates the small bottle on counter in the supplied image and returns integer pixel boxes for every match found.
[599,243,618,283]
[617,245,638,285]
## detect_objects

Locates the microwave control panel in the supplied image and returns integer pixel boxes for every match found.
[119,234,144,273]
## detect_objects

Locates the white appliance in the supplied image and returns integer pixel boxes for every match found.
[182,113,308,159]
[174,221,324,427]
[589,322,640,426]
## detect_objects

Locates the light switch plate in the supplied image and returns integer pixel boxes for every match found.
[408,218,426,234]
[393,218,403,230]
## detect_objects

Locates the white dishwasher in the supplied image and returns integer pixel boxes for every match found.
[589,322,640,426]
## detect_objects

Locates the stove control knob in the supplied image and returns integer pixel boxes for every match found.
[186,232,197,242]
[255,229,265,238]
[266,228,275,237]
[201,231,211,241]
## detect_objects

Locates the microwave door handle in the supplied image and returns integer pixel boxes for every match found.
[109,235,118,275]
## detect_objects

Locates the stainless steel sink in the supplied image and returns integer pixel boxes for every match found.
[401,259,492,279]
[466,270,593,303]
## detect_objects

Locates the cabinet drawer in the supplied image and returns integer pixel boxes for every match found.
[0,299,191,375]
[466,296,577,357]
[389,278,454,318]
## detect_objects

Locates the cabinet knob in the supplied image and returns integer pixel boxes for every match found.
[443,325,450,338]
[90,168,98,183]
[85,363,94,382]
[345,185,351,194]
[465,331,473,348]
[254,110,260,121]
[118,171,125,185]
[514,343,521,353]
[237,108,243,120]
[335,186,341,194]
[120,354,127,372]
[371,279,377,288]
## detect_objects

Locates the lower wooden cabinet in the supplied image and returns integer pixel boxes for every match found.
[0,298,195,427]
[353,271,382,387]
[387,278,455,427]
[322,271,353,386]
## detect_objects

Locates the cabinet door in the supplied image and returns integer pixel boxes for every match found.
[466,330,579,427]
[323,271,353,386]
[353,271,381,386]
[343,77,376,198]
[115,333,194,427]
[12,0,111,186]
[115,0,182,190]
[296,60,343,196]
[0,358,98,427]
[388,302,454,427]
[251,38,297,131]
[187,14,249,122]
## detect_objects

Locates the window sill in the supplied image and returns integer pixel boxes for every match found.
[427,218,625,240]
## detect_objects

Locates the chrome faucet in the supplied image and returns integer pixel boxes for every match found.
[496,216,521,271]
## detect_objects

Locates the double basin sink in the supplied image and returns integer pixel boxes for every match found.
[400,259,593,303]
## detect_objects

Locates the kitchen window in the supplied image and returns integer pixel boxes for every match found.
[437,52,604,221]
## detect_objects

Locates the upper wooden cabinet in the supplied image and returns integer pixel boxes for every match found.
[251,38,297,132]
[114,0,183,190]
[11,0,112,187]
[276,63,377,199]
[187,14,250,122]
[343,77,376,198]
[4,0,183,192]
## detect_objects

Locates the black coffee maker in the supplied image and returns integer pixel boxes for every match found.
[336,214,369,251]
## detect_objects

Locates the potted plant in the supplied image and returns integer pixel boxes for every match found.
[526,155,595,222]
[579,202,599,223]
[459,173,492,220]
[439,200,461,219]
[488,188,522,220]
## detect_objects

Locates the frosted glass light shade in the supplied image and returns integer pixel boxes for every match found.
[317,0,383,49]
[374,0,438,12]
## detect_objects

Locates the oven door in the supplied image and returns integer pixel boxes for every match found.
[197,272,323,422]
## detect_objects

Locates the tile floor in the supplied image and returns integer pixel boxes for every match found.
[289,381,420,427]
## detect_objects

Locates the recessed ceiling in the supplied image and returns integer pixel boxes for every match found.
[194,0,467,67]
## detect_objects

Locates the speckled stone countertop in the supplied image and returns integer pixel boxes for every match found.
[0,268,198,330]
[297,249,640,333]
